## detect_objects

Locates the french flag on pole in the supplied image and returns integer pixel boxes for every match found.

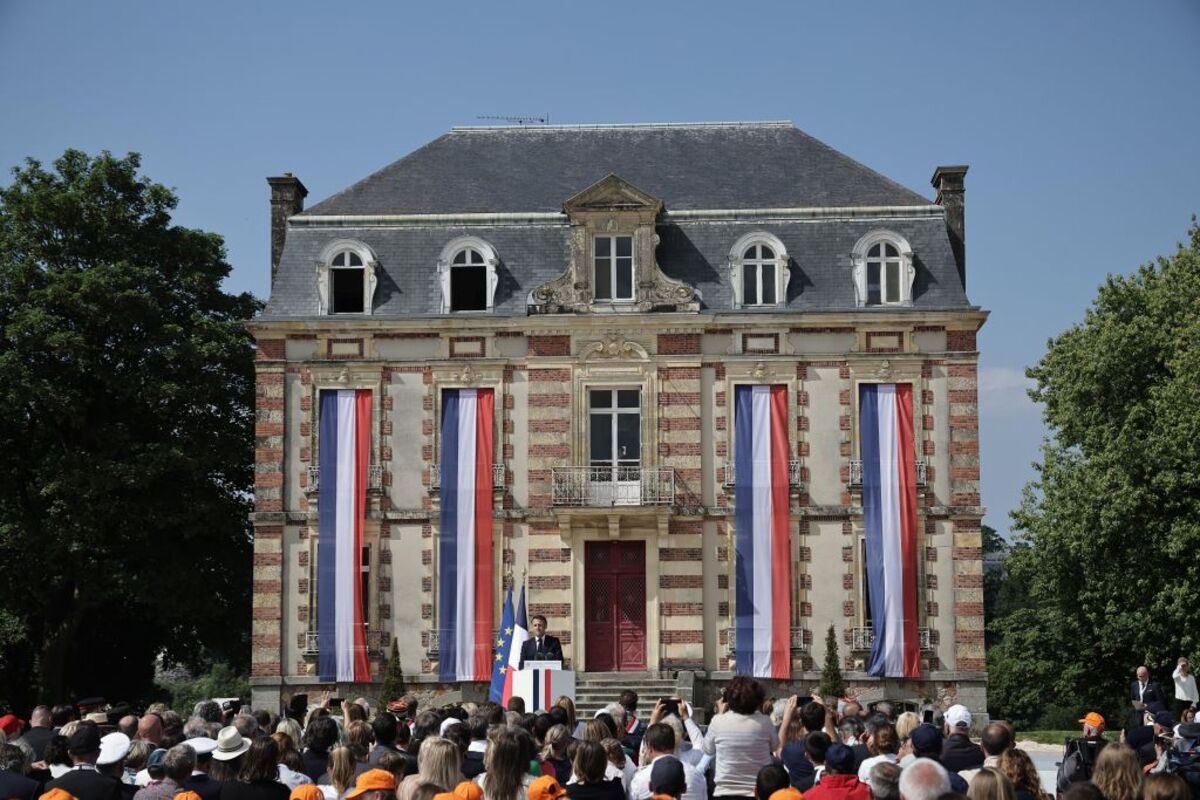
[438,388,495,682]
[733,384,792,679]
[859,383,920,679]
[317,389,372,683]
[501,586,529,705]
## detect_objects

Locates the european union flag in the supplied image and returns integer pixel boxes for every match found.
[488,585,515,702]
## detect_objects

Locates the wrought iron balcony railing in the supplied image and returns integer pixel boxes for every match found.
[848,460,927,488]
[427,463,507,493]
[306,465,384,494]
[849,626,935,653]
[725,627,809,655]
[303,628,389,656]
[551,466,675,507]
[723,461,805,489]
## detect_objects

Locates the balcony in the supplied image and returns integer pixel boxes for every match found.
[303,627,389,657]
[723,461,805,489]
[848,460,927,488]
[725,627,809,655]
[427,463,507,493]
[551,466,675,507]
[848,626,935,653]
[306,465,383,494]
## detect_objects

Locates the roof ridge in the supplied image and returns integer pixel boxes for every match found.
[449,120,793,132]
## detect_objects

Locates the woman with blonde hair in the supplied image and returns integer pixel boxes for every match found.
[997,748,1048,800]
[557,697,581,737]
[1093,745,1143,800]
[399,737,462,800]
[967,767,1016,800]
[474,728,535,800]
[540,724,573,782]
[322,746,356,800]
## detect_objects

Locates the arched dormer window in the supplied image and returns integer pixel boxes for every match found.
[317,240,379,315]
[437,236,499,313]
[729,232,789,309]
[851,230,915,307]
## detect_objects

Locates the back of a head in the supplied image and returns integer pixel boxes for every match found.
[305,715,339,752]
[373,711,398,745]
[164,744,197,783]
[874,703,896,722]
[0,743,26,774]
[506,697,525,715]
[755,764,790,800]
[871,724,899,756]
[547,706,569,730]
[532,713,554,745]
[965,767,1015,800]
[31,706,52,728]
[805,731,831,765]
[51,705,76,728]
[868,761,902,800]
[347,720,374,750]
[583,719,610,744]
[483,729,525,800]
[896,712,921,743]
[239,738,280,783]
[981,723,1013,757]
[602,704,625,731]
[418,737,462,791]
[619,690,639,714]
[898,758,951,800]
[1141,773,1190,800]
[600,738,626,770]
[724,677,766,716]
[643,723,676,756]
[1062,783,1105,800]
[413,711,443,742]
[799,702,826,735]
[573,740,608,784]
[1092,744,1143,800]
[840,716,865,743]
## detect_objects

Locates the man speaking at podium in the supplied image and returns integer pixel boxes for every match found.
[520,614,563,668]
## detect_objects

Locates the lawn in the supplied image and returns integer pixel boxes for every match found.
[1015,730,1077,745]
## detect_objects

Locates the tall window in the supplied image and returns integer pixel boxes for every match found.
[741,243,778,306]
[361,545,370,629]
[588,388,641,505]
[450,247,488,311]
[594,236,634,301]
[866,243,903,305]
[330,251,366,313]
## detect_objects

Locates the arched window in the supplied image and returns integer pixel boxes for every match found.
[438,237,500,313]
[316,240,379,315]
[729,232,789,309]
[851,230,914,307]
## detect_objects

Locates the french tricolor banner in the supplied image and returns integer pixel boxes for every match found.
[438,388,495,682]
[734,384,792,679]
[317,389,372,683]
[859,383,920,678]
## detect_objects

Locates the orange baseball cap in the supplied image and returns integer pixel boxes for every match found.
[453,783,484,800]
[40,791,80,800]
[346,769,399,799]
[771,790,806,800]
[1079,712,1106,729]
[291,787,325,800]
[528,776,568,800]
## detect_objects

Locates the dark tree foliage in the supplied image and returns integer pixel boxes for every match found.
[988,219,1200,728]
[0,150,261,710]
[818,624,845,700]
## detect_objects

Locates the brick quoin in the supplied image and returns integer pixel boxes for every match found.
[659,367,701,380]
[251,661,281,677]
[659,417,702,431]
[529,394,571,407]
[660,575,703,589]
[926,602,939,617]
[669,520,703,535]
[717,575,728,589]
[955,574,984,588]
[255,422,284,437]
[256,397,284,411]
[957,657,986,671]
[946,330,978,351]
[529,603,571,618]
[659,393,701,406]
[252,606,281,620]
[530,575,570,590]
[255,473,283,488]
[660,630,704,644]
[256,372,285,385]
[256,339,286,360]
[947,364,978,378]
[254,498,282,514]
[953,519,982,532]
[955,602,985,616]
[528,368,571,382]
[662,603,705,616]
[926,575,939,589]
[528,335,570,356]
[923,440,936,456]
[660,548,702,561]
[528,444,570,459]
[952,493,982,506]
[657,333,701,355]
[251,634,281,647]
[253,580,281,594]
[253,552,282,566]
[925,546,938,562]
[529,419,571,433]
[953,547,983,560]
[949,415,979,428]
[529,548,572,562]
[842,601,855,617]
[256,526,283,539]
[949,441,979,454]
[955,629,984,644]
[948,390,978,403]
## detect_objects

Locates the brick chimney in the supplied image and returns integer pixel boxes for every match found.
[267,174,308,286]
[931,165,968,290]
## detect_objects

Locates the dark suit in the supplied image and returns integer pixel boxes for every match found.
[45,767,124,800]
[0,769,40,800]
[519,635,563,668]
[1132,680,1166,706]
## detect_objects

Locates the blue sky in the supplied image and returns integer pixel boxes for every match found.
[2,0,1198,536]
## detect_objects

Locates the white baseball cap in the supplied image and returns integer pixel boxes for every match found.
[97,732,131,766]
[945,704,972,729]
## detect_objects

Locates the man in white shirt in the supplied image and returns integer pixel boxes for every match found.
[628,725,706,800]
[1173,657,1199,719]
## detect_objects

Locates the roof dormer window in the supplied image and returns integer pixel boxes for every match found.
[437,236,500,313]
[851,230,915,307]
[593,235,634,302]
[317,240,379,315]
[729,232,789,309]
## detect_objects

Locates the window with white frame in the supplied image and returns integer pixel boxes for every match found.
[317,240,378,315]
[437,236,500,313]
[851,230,915,308]
[729,232,789,309]
[593,235,634,301]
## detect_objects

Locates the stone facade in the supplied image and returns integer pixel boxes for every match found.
[246,123,988,720]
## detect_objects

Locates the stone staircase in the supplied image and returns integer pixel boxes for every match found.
[573,673,690,719]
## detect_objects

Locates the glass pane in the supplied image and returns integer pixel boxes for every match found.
[615,236,632,257]
[331,268,364,313]
[868,244,881,258]
[744,245,757,260]
[762,264,776,304]
[453,250,467,264]
[348,252,363,266]
[471,249,484,264]
[590,414,613,463]
[760,245,774,260]
[617,390,639,408]
[332,252,346,267]
[885,263,901,303]
[590,390,612,409]
[617,414,640,462]
[615,257,633,299]
[885,243,899,258]
[867,263,881,306]
[595,257,612,300]
[450,265,487,311]
[595,237,611,257]
[742,266,758,305]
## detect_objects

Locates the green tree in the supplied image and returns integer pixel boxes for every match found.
[0,150,261,709]
[378,637,405,713]
[818,624,845,699]
[989,219,1200,726]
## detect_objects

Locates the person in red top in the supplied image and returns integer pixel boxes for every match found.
[802,744,870,800]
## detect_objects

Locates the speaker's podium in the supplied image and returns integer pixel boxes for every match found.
[512,661,575,711]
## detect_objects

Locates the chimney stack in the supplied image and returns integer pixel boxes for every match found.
[267,174,308,286]
[931,165,968,290]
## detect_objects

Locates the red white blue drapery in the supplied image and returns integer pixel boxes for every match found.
[733,384,792,679]
[438,388,495,682]
[858,383,920,678]
[317,389,372,683]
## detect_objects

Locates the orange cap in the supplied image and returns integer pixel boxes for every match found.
[770,790,805,800]
[1079,712,1106,729]
[176,792,203,800]
[453,783,484,800]
[291,786,325,800]
[528,775,568,800]
[434,794,458,800]
[40,791,80,800]
[346,769,399,799]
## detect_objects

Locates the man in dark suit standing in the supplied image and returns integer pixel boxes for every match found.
[1131,665,1167,728]
[45,725,123,800]
[519,614,563,669]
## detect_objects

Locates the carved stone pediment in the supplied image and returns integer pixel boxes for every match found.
[564,174,664,215]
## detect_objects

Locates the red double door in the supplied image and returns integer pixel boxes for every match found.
[584,541,647,672]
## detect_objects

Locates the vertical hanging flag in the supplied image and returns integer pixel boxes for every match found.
[502,585,529,705]
[317,389,372,683]
[733,384,792,679]
[859,383,920,678]
[488,587,515,702]
[438,388,495,682]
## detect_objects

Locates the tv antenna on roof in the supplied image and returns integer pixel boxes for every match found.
[476,114,550,126]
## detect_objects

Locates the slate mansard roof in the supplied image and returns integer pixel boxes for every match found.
[264,122,973,319]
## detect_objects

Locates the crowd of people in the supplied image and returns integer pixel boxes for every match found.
[1,670,1198,800]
